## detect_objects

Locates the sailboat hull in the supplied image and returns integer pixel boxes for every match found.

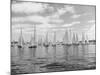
[17,45,23,48]
[29,45,37,48]
[52,44,56,47]
[44,44,49,47]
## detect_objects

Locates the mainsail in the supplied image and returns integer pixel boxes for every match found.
[30,24,37,46]
[63,29,72,44]
[85,34,89,44]
[38,36,43,45]
[45,32,49,45]
[72,32,79,44]
[75,33,79,44]
[81,32,85,44]
[18,27,24,46]
[72,32,76,44]
[29,24,37,48]
[53,31,56,45]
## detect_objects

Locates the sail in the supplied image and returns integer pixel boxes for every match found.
[82,33,85,44]
[63,30,69,44]
[85,34,89,44]
[72,32,76,44]
[30,35,35,45]
[69,29,72,44]
[75,33,79,44]
[45,32,48,45]
[30,24,37,46]
[53,31,56,44]
[72,32,79,44]
[38,36,42,45]
[63,29,72,44]
[18,27,24,46]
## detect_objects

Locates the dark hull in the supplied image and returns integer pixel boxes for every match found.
[29,45,37,48]
[44,44,49,47]
[17,45,23,48]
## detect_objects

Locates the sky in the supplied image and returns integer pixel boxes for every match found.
[11,0,96,42]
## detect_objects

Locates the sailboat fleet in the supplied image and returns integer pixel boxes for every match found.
[13,24,91,49]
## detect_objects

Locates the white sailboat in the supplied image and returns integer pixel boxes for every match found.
[85,34,89,44]
[18,27,24,48]
[63,29,72,46]
[75,33,79,45]
[38,36,43,46]
[72,32,79,45]
[44,32,49,47]
[29,24,37,48]
[52,31,56,47]
[81,32,85,45]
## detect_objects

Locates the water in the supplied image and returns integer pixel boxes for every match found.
[11,44,96,74]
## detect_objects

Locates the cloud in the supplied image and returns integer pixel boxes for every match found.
[88,20,95,23]
[12,14,63,25]
[62,21,80,27]
[64,5,75,14]
[12,2,48,14]
[71,14,81,18]
[48,5,75,19]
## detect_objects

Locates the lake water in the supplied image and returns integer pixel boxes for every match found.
[11,44,96,74]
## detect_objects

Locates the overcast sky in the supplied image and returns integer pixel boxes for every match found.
[11,1,96,42]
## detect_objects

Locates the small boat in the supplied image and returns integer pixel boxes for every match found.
[52,31,56,47]
[72,32,79,45]
[17,27,24,48]
[85,34,89,45]
[38,36,43,46]
[44,32,49,47]
[81,33,86,45]
[63,29,72,46]
[29,24,37,48]
[29,45,37,48]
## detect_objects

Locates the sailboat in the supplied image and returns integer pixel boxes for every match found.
[72,32,79,45]
[81,32,86,45]
[17,27,24,48]
[38,36,43,46]
[63,29,72,46]
[43,32,49,47]
[29,24,37,48]
[52,31,56,47]
[85,34,89,45]
[75,33,79,45]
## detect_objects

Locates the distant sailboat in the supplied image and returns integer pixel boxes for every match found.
[63,29,72,46]
[44,32,49,47]
[29,24,37,48]
[81,33,85,45]
[85,34,89,45]
[38,36,43,46]
[17,27,24,48]
[52,31,56,47]
[72,32,79,45]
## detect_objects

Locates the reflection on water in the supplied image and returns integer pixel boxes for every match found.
[11,45,96,74]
